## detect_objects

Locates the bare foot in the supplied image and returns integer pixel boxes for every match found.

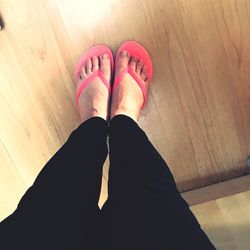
[76,54,111,122]
[110,51,150,122]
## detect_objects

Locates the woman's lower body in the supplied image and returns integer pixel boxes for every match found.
[1,43,215,249]
[0,115,215,250]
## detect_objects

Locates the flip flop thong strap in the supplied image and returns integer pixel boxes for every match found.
[76,70,110,105]
[113,66,146,108]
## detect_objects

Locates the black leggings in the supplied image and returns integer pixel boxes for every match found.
[0,115,215,250]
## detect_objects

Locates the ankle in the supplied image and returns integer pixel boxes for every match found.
[110,107,139,122]
[80,108,107,123]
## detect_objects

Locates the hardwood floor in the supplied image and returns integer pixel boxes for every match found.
[0,1,249,248]
[191,190,250,250]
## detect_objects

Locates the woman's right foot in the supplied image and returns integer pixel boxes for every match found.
[77,54,111,123]
[110,51,151,122]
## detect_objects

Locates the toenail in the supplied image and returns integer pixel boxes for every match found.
[102,54,109,59]
[121,51,128,57]
[131,57,138,62]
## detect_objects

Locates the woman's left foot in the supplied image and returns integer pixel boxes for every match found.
[110,50,150,122]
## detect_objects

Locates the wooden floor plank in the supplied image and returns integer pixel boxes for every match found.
[182,174,250,206]
[192,190,250,249]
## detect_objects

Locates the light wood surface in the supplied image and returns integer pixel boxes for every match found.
[191,190,250,250]
[182,174,250,206]
[0,0,249,242]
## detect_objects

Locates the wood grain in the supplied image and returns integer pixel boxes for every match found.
[182,174,250,206]
[191,190,250,250]
[0,0,249,235]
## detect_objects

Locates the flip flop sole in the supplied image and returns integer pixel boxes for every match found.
[115,41,153,82]
[75,45,114,105]
[114,41,153,108]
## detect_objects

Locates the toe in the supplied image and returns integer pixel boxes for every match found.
[136,59,143,74]
[129,56,138,71]
[120,50,129,59]
[116,51,130,73]
[92,56,99,72]
[141,65,148,81]
[100,53,111,81]
[80,63,88,80]
[101,53,110,64]
[86,58,92,74]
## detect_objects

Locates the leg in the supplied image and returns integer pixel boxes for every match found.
[0,117,108,250]
[101,49,215,249]
[102,115,215,250]
[0,50,112,250]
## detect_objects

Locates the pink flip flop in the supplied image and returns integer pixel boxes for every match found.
[75,45,114,106]
[113,41,153,108]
